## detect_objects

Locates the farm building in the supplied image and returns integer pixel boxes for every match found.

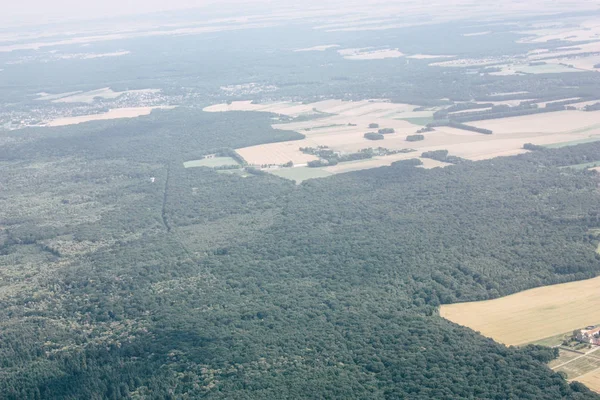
[576,326,600,344]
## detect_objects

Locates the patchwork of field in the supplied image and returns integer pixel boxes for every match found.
[205,100,600,178]
[439,276,600,346]
[46,106,175,127]
[555,351,600,379]
[429,18,600,74]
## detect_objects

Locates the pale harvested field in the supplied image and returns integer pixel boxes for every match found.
[294,45,339,52]
[418,158,453,169]
[473,99,536,107]
[46,106,174,127]
[55,51,131,61]
[577,367,600,392]
[449,107,492,116]
[236,141,319,166]
[462,31,491,36]
[205,100,600,176]
[470,110,600,134]
[554,353,600,379]
[440,276,600,346]
[548,350,582,369]
[338,48,404,60]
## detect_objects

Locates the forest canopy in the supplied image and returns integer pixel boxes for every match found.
[1,108,600,398]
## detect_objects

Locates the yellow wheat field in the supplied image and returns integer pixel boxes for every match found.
[440,276,600,346]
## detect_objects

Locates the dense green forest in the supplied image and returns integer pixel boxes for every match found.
[1,108,600,398]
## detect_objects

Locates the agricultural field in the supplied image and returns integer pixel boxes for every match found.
[545,137,600,149]
[555,352,600,379]
[561,161,600,170]
[470,111,600,134]
[269,166,333,183]
[439,276,600,346]
[50,88,160,104]
[548,350,583,369]
[441,275,600,392]
[578,368,600,393]
[431,18,600,73]
[337,47,404,60]
[35,88,160,103]
[205,100,600,179]
[46,106,175,127]
[183,157,241,169]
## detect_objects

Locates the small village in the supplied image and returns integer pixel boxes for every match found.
[0,89,174,131]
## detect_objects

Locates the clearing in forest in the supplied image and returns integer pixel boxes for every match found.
[183,157,240,169]
[204,100,600,179]
[439,276,600,346]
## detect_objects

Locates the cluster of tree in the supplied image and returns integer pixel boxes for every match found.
[378,128,395,134]
[584,102,600,111]
[368,123,379,129]
[447,121,493,134]
[421,149,468,164]
[306,148,374,167]
[364,132,384,140]
[524,143,546,151]
[416,126,434,134]
[299,146,333,156]
[406,134,425,141]
[433,102,494,120]
[213,164,242,170]
[369,147,415,156]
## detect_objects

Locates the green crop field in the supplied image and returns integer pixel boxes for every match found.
[269,166,333,183]
[183,156,240,168]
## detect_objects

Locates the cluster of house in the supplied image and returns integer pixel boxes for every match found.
[576,326,600,345]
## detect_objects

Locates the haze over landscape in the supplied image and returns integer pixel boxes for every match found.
[3,1,600,398]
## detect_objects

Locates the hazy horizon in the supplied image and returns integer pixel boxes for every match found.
[3,0,293,26]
